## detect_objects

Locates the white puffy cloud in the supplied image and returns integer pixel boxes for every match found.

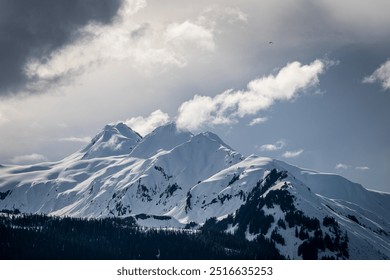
[125,109,170,136]
[10,153,48,164]
[363,59,390,90]
[176,59,326,130]
[259,140,286,152]
[282,149,304,158]
[165,21,215,52]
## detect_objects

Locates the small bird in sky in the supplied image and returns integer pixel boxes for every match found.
[269,41,273,44]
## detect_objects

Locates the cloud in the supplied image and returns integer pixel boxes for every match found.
[315,0,390,35]
[199,5,248,25]
[23,0,227,88]
[249,117,268,126]
[165,21,215,52]
[282,149,304,158]
[10,153,48,164]
[363,59,390,90]
[125,110,170,136]
[355,166,370,171]
[335,163,350,170]
[57,123,68,128]
[24,0,148,82]
[259,140,286,152]
[335,163,370,171]
[0,112,9,126]
[130,22,150,39]
[0,0,123,97]
[59,137,91,143]
[176,59,327,130]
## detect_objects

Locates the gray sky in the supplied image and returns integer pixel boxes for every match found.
[0,0,389,192]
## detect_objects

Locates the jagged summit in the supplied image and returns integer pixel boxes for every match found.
[82,122,142,159]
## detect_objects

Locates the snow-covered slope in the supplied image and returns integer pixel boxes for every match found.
[129,122,192,158]
[0,122,389,259]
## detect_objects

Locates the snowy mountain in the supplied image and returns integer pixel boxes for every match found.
[82,122,142,159]
[1,122,389,259]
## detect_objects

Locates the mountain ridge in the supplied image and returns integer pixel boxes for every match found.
[0,122,389,259]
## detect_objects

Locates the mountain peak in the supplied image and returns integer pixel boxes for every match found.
[1,120,390,260]
[81,122,142,159]
[130,122,193,158]
[197,131,235,151]
[103,122,142,139]
[145,122,188,137]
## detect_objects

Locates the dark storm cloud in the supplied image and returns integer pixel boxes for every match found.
[0,0,123,97]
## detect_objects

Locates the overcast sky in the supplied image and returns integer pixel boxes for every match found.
[0,0,389,192]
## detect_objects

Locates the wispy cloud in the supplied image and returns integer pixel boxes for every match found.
[258,140,286,152]
[282,149,304,158]
[176,59,327,131]
[59,136,91,143]
[335,163,350,170]
[249,117,268,126]
[355,166,370,171]
[125,109,170,136]
[335,163,370,171]
[363,59,390,90]
[10,153,48,164]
